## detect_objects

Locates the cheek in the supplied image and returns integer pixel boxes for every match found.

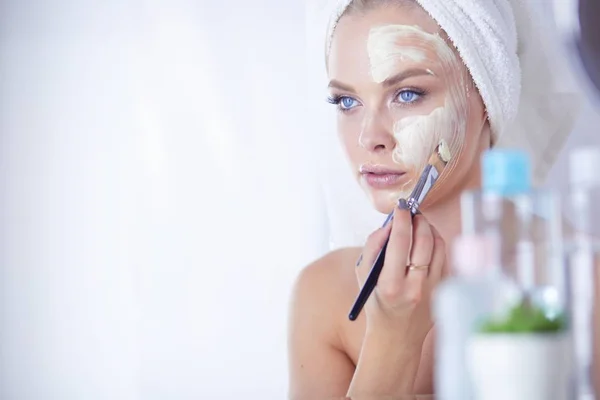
[461,97,488,155]
[445,97,488,180]
[391,106,454,171]
[389,70,473,176]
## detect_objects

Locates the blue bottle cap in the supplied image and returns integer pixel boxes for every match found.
[482,149,531,196]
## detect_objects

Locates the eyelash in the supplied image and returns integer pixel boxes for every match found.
[326,88,427,114]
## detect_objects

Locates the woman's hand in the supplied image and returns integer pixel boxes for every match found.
[357,198,446,343]
[348,198,447,396]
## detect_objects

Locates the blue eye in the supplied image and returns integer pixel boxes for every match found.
[340,96,358,110]
[326,95,360,112]
[397,90,422,103]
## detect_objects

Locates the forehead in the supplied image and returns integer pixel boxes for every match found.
[328,5,450,78]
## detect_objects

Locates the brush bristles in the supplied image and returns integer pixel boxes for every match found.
[429,152,447,176]
[428,140,452,175]
[437,139,452,163]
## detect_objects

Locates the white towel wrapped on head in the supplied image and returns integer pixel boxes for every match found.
[325,0,581,185]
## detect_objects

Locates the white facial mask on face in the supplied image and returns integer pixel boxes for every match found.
[365,24,470,198]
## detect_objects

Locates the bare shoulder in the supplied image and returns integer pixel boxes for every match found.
[295,247,361,286]
[287,247,362,398]
[290,247,362,320]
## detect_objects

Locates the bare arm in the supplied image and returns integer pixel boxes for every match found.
[288,206,443,398]
[287,253,355,399]
[347,330,422,396]
[346,208,444,397]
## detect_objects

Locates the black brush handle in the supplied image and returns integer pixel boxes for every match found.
[348,237,389,321]
[348,204,419,321]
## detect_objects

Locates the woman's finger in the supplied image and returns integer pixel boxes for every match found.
[377,199,413,297]
[404,215,433,290]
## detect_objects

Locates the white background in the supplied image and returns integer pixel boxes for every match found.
[1,0,600,399]
[1,1,322,398]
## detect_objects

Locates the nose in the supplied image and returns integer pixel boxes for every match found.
[358,112,396,153]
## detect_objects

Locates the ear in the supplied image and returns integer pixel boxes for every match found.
[481,118,494,148]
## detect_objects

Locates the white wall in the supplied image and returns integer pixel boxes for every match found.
[1,1,324,399]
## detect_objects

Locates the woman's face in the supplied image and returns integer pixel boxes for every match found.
[327,4,490,214]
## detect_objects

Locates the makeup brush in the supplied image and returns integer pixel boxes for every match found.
[349,139,453,321]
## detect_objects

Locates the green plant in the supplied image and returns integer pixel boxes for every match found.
[479,300,566,334]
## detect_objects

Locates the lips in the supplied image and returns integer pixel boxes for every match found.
[360,164,408,189]
[359,165,405,175]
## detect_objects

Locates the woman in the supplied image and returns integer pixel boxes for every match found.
[289,0,578,397]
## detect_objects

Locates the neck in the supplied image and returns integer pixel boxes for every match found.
[423,124,491,249]
[421,165,482,257]
[421,192,463,248]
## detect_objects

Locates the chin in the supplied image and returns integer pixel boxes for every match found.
[366,188,412,214]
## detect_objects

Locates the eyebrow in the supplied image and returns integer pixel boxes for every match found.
[327,79,356,93]
[382,68,434,87]
[328,68,434,93]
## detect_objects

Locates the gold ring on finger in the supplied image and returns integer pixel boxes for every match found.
[407,264,429,271]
